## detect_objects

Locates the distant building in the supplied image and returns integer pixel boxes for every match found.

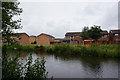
[98,30,109,44]
[37,33,55,45]
[65,32,83,44]
[2,29,120,45]
[12,33,30,44]
[109,30,120,44]
[29,36,37,44]
[83,40,93,45]
[50,38,61,44]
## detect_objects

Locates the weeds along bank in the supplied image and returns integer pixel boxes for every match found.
[44,43,120,58]
[2,43,36,52]
[2,43,120,57]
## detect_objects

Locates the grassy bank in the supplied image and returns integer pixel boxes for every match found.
[2,43,36,52]
[45,43,120,58]
[2,43,120,57]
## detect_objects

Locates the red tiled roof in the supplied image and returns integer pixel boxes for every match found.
[72,37,83,41]
[98,37,109,41]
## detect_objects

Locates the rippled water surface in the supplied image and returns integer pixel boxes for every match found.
[10,52,118,78]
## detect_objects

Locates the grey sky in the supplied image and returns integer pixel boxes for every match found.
[14,1,119,38]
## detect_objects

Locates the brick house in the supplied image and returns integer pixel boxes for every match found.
[98,30,109,44]
[2,29,120,45]
[12,33,30,44]
[37,33,55,45]
[50,38,61,44]
[65,32,83,44]
[109,30,120,44]
[29,36,37,44]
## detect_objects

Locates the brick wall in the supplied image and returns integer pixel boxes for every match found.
[18,34,30,44]
[98,35,109,44]
[29,36,36,44]
[65,35,83,44]
[109,31,120,44]
[37,34,50,45]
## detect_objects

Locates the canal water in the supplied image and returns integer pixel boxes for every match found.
[10,52,118,78]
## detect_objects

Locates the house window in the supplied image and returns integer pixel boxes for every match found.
[71,36,73,38]
[17,36,19,38]
[103,35,107,37]
[116,40,119,44]
[19,38,21,40]
[76,35,79,37]
[66,36,69,37]
[115,34,119,36]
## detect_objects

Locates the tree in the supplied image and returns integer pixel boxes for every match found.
[1,2,22,44]
[80,26,89,40]
[88,25,102,41]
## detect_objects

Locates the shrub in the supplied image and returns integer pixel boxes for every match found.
[2,53,49,79]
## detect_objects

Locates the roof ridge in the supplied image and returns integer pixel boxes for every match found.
[37,33,55,38]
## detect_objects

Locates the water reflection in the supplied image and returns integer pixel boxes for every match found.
[9,51,118,78]
[53,55,118,78]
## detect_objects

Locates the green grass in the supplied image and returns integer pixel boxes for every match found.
[2,43,120,57]
[2,43,36,52]
[45,43,120,58]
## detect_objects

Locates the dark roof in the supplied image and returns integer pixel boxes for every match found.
[55,38,71,42]
[55,38,64,40]
[65,32,81,36]
[100,30,108,35]
[110,30,120,34]
[37,33,55,38]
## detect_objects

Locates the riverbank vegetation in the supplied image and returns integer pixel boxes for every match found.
[2,52,48,79]
[2,43,119,79]
[45,43,119,58]
[2,43,120,58]
[2,43,36,52]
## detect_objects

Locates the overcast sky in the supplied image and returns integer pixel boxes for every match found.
[14,0,119,38]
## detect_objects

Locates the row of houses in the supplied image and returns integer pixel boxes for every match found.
[65,30,120,44]
[2,29,120,45]
[7,33,55,45]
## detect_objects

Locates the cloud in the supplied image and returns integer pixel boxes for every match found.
[94,2,118,30]
[15,2,118,37]
[118,1,120,29]
[18,0,119,2]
